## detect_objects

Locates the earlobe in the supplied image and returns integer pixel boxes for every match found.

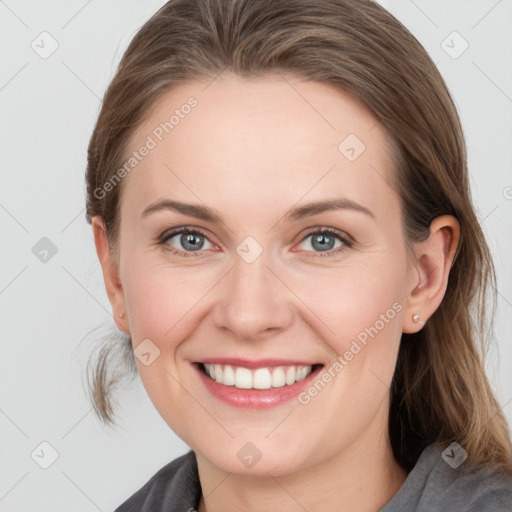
[91,216,129,333]
[402,215,460,334]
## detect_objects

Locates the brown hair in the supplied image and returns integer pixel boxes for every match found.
[85,0,512,474]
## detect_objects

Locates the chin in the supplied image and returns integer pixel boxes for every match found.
[195,438,310,477]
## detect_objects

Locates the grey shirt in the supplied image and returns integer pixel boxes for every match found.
[114,443,512,511]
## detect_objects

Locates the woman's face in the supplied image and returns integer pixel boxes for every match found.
[113,73,418,475]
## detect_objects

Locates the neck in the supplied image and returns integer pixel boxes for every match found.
[195,413,408,512]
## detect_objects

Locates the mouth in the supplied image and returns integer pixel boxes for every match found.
[195,361,324,390]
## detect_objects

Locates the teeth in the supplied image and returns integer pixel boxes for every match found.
[223,365,235,386]
[286,366,296,385]
[235,367,252,389]
[202,363,313,390]
[271,367,286,387]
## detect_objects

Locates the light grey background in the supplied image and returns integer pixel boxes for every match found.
[0,1,511,510]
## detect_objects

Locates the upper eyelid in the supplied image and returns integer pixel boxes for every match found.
[159,226,213,244]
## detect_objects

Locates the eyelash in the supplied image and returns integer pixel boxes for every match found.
[157,226,354,259]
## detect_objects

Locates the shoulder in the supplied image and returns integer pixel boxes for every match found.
[113,450,201,512]
[381,443,512,512]
[446,459,512,511]
[446,456,512,511]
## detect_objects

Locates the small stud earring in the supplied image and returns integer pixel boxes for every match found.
[119,312,125,319]
[412,313,424,325]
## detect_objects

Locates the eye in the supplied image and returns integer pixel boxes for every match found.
[159,228,215,257]
[157,226,352,258]
[296,228,352,257]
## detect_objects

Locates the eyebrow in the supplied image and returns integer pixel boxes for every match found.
[284,198,374,221]
[141,198,374,222]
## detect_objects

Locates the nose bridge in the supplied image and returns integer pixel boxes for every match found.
[213,241,292,340]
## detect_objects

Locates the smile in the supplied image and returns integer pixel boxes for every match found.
[192,358,325,408]
[200,362,316,390]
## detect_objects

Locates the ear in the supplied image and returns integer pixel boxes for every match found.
[91,216,129,333]
[402,215,460,333]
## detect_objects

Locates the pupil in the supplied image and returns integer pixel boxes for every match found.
[182,233,203,251]
[313,233,333,251]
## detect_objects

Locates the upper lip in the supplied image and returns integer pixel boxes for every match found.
[196,358,321,369]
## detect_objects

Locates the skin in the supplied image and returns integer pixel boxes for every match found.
[93,73,459,512]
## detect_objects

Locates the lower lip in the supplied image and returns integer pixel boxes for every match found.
[193,363,323,409]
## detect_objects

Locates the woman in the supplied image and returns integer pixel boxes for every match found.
[85,0,512,510]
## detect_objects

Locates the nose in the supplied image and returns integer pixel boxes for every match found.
[212,248,294,342]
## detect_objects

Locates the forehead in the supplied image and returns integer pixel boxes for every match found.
[121,73,399,224]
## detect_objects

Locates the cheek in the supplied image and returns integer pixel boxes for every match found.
[121,254,219,348]
[289,258,407,440]
[287,255,407,384]
[292,256,406,337]
[119,257,219,435]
